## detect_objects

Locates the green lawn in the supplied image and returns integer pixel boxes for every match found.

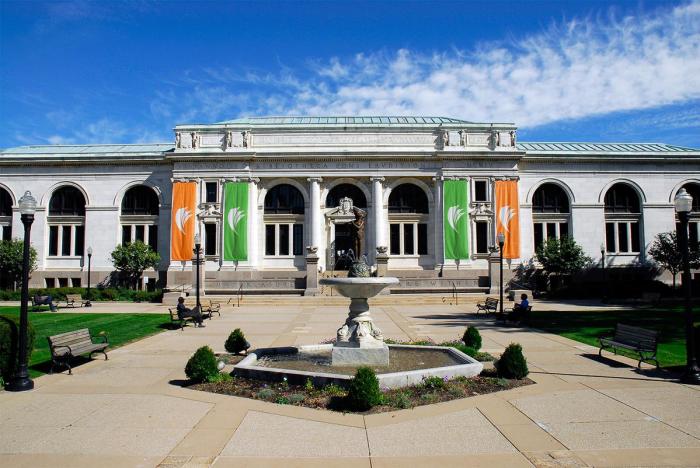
[0,307,170,377]
[528,306,699,368]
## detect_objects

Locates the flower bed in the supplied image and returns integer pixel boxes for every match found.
[190,367,532,414]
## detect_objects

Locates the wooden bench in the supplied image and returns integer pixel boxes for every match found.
[476,297,499,314]
[63,294,86,308]
[498,305,532,325]
[599,324,660,368]
[169,308,195,330]
[47,328,109,374]
[31,295,57,312]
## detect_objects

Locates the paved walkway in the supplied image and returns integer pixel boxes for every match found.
[1,300,699,467]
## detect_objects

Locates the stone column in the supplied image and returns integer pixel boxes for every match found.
[307,177,322,250]
[247,177,260,269]
[371,176,385,263]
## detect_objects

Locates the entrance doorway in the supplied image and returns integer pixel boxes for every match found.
[333,223,353,270]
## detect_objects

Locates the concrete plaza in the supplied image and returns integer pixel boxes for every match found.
[1,297,699,467]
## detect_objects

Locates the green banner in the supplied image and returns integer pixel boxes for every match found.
[443,179,469,259]
[223,182,248,261]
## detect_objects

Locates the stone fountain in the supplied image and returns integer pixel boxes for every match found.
[320,269,398,366]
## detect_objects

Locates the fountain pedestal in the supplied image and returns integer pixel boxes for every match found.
[319,276,399,367]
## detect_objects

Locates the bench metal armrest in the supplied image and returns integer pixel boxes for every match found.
[52,344,73,355]
[94,332,109,345]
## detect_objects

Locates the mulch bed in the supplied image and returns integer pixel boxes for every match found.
[190,368,533,414]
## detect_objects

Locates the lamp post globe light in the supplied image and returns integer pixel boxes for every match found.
[194,233,201,310]
[7,191,37,392]
[497,232,505,316]
[674,188,700,385]
[85,246,93,307]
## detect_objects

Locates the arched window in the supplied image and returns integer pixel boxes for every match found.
[265,184,305,214]
[388,184,429,256]
[48,186,86,257]
[680,183,700,245]
[326,184,367,209]
[49,186,86,216]
[532,183,571,251]
[120,185,159,252]
[0,187,12,241]
[264,184,304,257]
[388,184,428,213]
[604,183,642,254]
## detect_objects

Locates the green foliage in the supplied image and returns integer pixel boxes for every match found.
[387,390,413,409]
[0,239,38,288]
[185,346,218,383]
[536,236,591,277]
[422,375,446,390]
[346,366,383,411]
[495,343,529,379]
[462,326,482,351]
[649,231,700,288]
[322,383,345,396]
[257,388,275,399]
[275,396,290,405]
[0,287,162,303]
[208,372,233,383]
[0,316,36,383]
[224,328,249,354]
[304,378,315,391]
[289,393,305,404]
[110,241,160,290]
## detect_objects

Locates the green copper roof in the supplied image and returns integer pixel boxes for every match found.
[0,143,174,155]
[217,116,474,126]
[517,142,698,153]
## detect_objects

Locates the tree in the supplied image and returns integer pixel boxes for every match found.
[535,236,591,287]
[110,241,160,289]
[0,239,38,290]
[648,231,700,290]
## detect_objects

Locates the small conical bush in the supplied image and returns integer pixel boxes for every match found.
[495,343,528,379]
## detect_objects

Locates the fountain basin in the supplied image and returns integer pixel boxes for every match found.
[233,344,484,389]
[319,276,399,298]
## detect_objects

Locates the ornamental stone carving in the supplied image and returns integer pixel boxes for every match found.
[242,130,249,148]
[190,132,199,149]
[175,132,182,149]
[226,130,233,148]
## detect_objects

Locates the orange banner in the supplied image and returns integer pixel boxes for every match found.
[170,182,197,261]
[495,180,520,259]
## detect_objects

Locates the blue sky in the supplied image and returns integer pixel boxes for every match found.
[1,0,699,148]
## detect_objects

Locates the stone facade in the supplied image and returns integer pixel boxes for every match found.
[0,117,698,293]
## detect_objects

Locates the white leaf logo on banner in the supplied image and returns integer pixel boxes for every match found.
[227,208,245,234]
[175,208,192,234]
[499,206,516,232]
[447,206,465,232]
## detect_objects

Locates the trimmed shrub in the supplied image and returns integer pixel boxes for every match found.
[346,366,382,411]
[0,316,36,383]
[422,375,446,390]
[224,328,250,355]
[185,346,218,383]
[462,326,482,351]
[495,343,529,379]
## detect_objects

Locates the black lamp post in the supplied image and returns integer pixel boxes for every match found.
[85,246,93,307]
[675,188,700,385]
[7,191,37,392]
[497,231,505,315]
[600,242,607,302]
[194,232,201,310]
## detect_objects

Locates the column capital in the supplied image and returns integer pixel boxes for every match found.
[307,177,323,183]
[369,176,385,182]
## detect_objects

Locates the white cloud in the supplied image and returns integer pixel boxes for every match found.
[146,1,700,132]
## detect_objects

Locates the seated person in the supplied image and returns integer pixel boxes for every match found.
[507,293,529,322]
[176,296,205,327]
[34,294,57,312]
